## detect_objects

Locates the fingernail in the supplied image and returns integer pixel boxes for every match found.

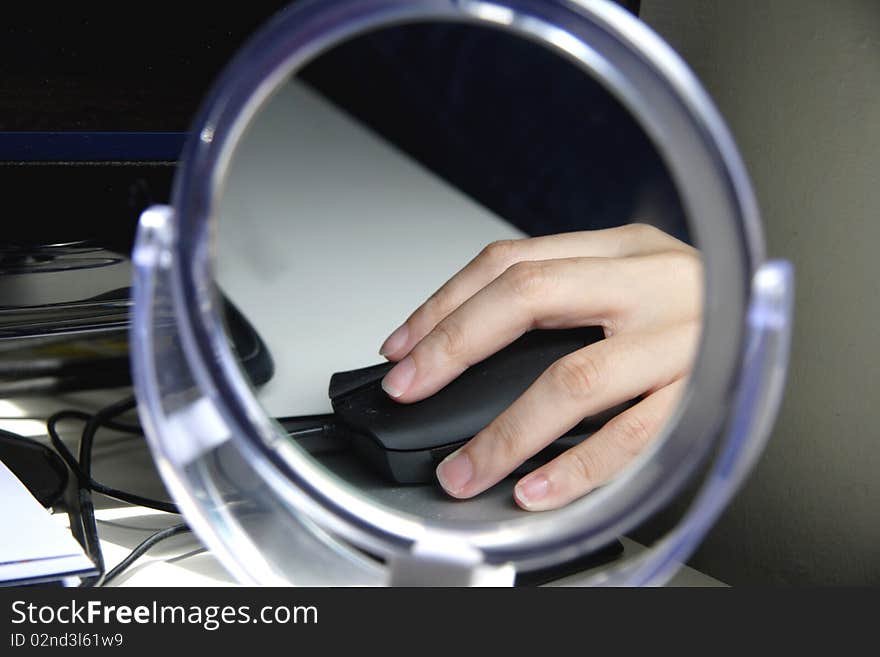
[515,475,549,509]
[436,449,473,495]
[379,324,409,357]
[381,356,416,398]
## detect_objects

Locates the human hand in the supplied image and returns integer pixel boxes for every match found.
[378,224,702,511]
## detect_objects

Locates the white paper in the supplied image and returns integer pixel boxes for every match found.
[0,458,94,584]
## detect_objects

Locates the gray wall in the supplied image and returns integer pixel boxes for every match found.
[640,0,880,585]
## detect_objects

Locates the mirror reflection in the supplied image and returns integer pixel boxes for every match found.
[214,21,702,520]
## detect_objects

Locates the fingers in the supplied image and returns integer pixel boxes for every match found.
[379,224,694,361]
[513,379,686,511]
[433,328,697,498]
[379,238,523,360]
[381,253,701,402]
[381,257,618,400]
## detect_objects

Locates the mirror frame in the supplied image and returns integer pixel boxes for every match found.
[133,0,768,578]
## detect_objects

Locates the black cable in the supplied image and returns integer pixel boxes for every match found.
[43,408,142,435]
[41,396,184,587]
[46,412,89,484]
[47,410,178,514]
[75,487,105,576]
[78,395,138,477]
[96,523,191,587]
[46,397,342,586]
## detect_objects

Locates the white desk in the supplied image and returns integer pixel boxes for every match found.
[1,80,722,587]
[215,80,526,417]
[0,390,721,587]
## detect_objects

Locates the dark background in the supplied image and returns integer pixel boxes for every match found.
[1,4,291,252]
[0,0,675,256]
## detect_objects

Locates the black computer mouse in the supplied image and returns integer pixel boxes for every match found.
[329,327,635,484]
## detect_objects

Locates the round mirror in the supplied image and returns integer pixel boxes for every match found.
[130,0,792,585]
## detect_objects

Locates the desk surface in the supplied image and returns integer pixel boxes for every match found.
[215,80,526,417]
[2,80,722,587]
[3,365,721,587]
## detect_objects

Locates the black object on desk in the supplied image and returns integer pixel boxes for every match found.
[0,429,68,508]
[329,327,636,485]
[0,288,274,396]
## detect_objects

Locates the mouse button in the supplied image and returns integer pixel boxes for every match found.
[329,361,395,400]
[331,373,496,451]
[370,407,479,452]
[328,386,431,450]
[330,385,390,430]
[429,440,468,465]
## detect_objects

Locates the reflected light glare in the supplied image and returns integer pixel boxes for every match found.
[0,400,47,436]
[460,1,515,26]
[0,400,26,418]
[0,419,49,437]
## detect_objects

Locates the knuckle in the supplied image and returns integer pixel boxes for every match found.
[609,412,655,456]
[487,414,526,463]
[663,247,703,279]
[547,352,604,400]
[503,260,549,301]
[625,222,699,256]
[479,239,519,266]
[423,285,456,319]
[431,320,467,362]
[626,222,659,241]
[565,447,605,486]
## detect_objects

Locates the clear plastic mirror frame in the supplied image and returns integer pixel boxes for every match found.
[130,0,793,585]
